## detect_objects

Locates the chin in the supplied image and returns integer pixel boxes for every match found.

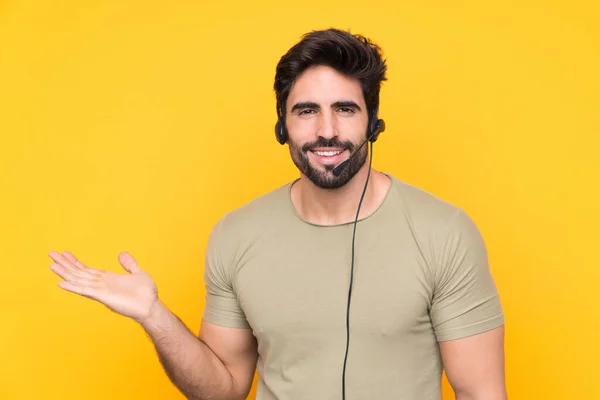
[302,168,352,190]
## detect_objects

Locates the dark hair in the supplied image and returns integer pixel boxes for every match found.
[274,28,387,120]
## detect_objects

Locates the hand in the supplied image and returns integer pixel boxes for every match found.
[49,250,160,324]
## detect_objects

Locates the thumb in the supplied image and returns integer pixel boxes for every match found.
[118,251,141,274]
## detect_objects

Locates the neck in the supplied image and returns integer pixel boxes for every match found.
[290,166,391,226]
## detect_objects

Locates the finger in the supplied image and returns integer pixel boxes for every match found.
[48,251,80,271]
[50,262,90,284]
[50,262,100,286]
[58,280,101,300]
[61,251,88,271]
[118,252,140,274]
[49,256,100,279]
[50,251,103,277]
[49,261,88,280]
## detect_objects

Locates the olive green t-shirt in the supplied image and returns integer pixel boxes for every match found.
[202,174,504,400]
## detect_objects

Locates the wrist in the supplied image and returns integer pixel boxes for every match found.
[137,298,169,332]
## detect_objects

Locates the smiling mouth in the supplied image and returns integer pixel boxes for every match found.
[311,149,344,156]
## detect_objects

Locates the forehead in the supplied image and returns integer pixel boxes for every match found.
[286,65,364,109]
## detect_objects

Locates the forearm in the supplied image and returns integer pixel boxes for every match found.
[140,300,241,400]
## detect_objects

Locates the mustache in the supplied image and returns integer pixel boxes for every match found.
[301,137,355,153]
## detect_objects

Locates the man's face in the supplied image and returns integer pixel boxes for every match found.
[284,65,369,189]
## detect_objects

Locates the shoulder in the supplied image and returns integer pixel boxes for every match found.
[208,180,295,247]
[387,174,464,229]
[385,174,486,270]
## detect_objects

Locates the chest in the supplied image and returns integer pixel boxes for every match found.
[232,225,435,344]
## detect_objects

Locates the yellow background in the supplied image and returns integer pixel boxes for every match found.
[1,1,598,399]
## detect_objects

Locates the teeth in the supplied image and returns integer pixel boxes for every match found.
[314,150,342,156]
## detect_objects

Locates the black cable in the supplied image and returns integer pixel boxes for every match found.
[341,141,374,400]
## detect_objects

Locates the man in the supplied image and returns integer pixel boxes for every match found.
[49,28,507,400]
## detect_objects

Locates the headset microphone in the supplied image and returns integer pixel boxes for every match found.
[332,120,384,177]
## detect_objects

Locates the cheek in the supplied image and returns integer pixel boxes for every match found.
[340,117,366,133]
[286,120,317,145]
[335,118,368,142]
[289,117,317,133]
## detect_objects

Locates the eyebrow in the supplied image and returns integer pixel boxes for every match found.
[290,101,362,113]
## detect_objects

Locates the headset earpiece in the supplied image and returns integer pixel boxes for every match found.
[275,105,287,145]
[275,120,287,145]
[368,101,385,143]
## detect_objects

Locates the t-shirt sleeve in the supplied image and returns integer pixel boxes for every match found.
[429,208,504,342]
[202,216,251,329]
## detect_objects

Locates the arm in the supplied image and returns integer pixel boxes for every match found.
[440,326,507,400]
[141,302,257,400]
[144,213,259,399]
[48,250,257,400]
[427,209,507,399]
[148,212,258,399]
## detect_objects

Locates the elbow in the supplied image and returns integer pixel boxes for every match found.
[455,388,508,400]
[188,394,246,400]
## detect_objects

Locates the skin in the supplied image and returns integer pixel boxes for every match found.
[49,250,257,400]
[440,327,507,400]
[49,64,506,400]
[285,65,392,226]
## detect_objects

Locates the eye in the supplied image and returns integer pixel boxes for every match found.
[298,109,316,115]
[338,107,355,114]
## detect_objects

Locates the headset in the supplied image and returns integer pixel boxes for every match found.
[274,100,385,146]
[274,98,386,400]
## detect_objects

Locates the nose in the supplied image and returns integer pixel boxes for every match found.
[317,111,338,140]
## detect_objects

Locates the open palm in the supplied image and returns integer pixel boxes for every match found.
[49,250,159,323]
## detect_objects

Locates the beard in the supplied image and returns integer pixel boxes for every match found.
[288,136,368,189]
